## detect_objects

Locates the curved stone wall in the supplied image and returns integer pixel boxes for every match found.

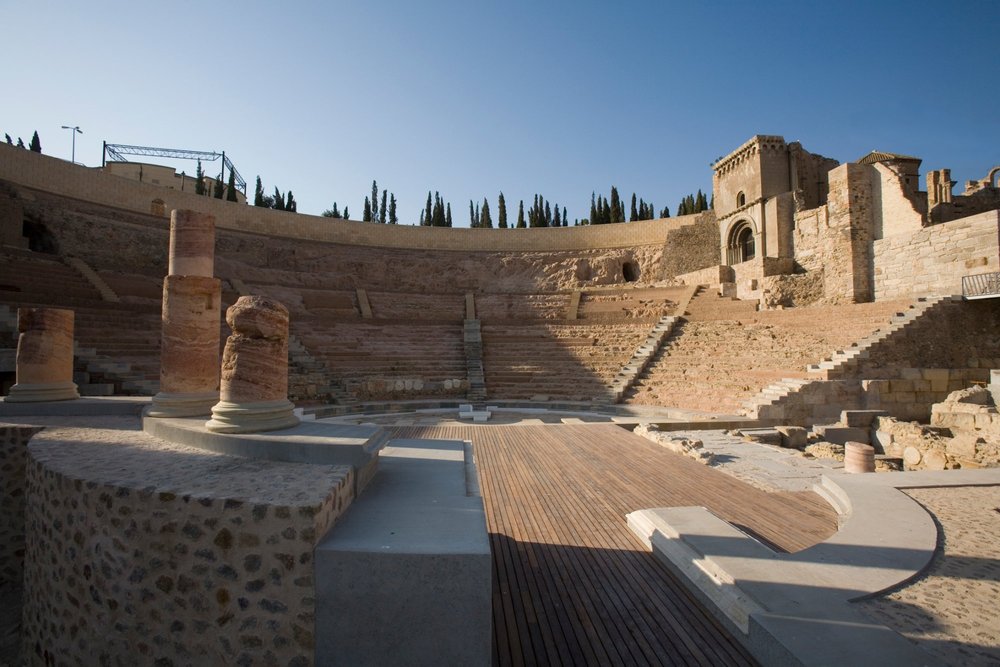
[22,424,354,666]
[0,144,699,252]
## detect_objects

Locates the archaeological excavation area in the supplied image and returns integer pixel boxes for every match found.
[1,137,999,665]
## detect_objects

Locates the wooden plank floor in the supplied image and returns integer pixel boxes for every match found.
[391,423,838,667]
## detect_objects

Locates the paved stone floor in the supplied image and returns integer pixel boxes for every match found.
[857,485,1000,666]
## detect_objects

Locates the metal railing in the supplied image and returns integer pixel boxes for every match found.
[962,271,1000,299]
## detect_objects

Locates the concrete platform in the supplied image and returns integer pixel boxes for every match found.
[628,468,1000,666]
[142,415,387,491]
[0,396,149,417]
[315,438,491,666]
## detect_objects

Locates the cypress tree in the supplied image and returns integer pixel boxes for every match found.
[469,200,476,227]
[273,187,285,211]
[286,191,297,212]
[481,199,492,228]
[498,192,507,228]
[630,193,638,222]
[590,192,597,223]
[29,131,41,153]
[253,176,264,206]
[516,200,526,228]
[371,181,378,218]
[195,160,206,195]
[446,203,453,227]
[213,172,225,199]
[4,134,11,145]
[343,205,349,219]
[379,190,387,224]
[610,186,623,223]
[226,171,238,202]
[474,202,480,228]
[16,138,25,149]
[425,192,433,226]
[563,206,568,227]
[363,196,372,222]
[553,203,561,227]
[322,203,341,218]
[544,201,552,227]
[388,194,397,224]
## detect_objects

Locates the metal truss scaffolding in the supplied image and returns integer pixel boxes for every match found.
[102,142,246,194]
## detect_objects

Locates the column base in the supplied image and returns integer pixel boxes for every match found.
[205,399,300,434]
[147,391,220,418]
[3,381,80,403]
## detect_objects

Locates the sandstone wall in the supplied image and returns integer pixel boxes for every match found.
[871,162,924,239]
[22,430,355,666]
[872,210,1000,299]
[659,212,720,278]
[0,144,688,253]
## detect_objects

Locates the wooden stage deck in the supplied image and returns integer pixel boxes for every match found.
[390,423,838,666]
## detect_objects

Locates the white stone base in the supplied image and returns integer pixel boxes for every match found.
[205,399,300,434]
[146,391,219,418]
[3,381,80,403]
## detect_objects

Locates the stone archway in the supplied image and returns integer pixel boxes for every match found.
[726,220,756,265]
[622,260,640,282]
[988,166,1000,188]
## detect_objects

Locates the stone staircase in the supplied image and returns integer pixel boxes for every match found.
[609,315,680,403]
[741,295,963,419]
[803,295,963,379]
[463,319,487,401]
[287,335,352,404]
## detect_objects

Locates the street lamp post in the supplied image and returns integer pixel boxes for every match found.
[61,125,83,164]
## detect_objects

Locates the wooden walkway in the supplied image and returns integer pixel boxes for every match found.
[391,423,838,667]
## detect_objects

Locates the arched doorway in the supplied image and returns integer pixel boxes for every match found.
[726,220,755,265]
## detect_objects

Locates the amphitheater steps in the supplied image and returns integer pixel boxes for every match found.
[741,295,961,418]
[463,319,487,401]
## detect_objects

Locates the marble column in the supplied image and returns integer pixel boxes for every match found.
[146,276,222,417]
[5,308,80,402]
[148,209,222,418]
[206,296,299,433]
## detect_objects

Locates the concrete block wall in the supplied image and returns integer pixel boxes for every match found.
[872,210,1000,299]
[21,434,356,666]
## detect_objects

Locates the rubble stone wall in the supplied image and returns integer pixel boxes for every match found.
[872,209,1000,299]
[22,432,355,666]
[0,424,44,589]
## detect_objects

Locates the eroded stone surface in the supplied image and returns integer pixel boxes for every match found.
[159,276,222,392]
[5,308,79,402]
[168,209,215,277]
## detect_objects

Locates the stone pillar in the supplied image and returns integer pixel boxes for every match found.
[146,276,222,417]
[148,210,222,418]
[990,369,999,408]
[206,296,299,433]
[168,209,215,277]
[844,441,875,474]
[4,308,79,402]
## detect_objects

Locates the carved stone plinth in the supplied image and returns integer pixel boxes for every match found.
[845,441,875,474]
[168,209,215,278]
[206,296,298,433]
[5,308,79,403]
[147,275,222,418]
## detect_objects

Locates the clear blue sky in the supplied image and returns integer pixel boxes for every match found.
[4,1,998,225]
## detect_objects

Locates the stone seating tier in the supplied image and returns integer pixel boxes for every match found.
[626,293,916,414]
[481,322,653,400]
[0,248,107,305]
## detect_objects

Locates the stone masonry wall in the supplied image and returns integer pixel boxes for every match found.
[872,210,1000,300]
[0,424,43,591]
[22,426,355,666]
[0,144,682,252]
[659,212,720,279]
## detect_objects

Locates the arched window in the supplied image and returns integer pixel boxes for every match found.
[736,191,746,208]
[726,221,755,265]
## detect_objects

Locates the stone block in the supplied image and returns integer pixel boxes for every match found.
[922,368,950,381]
[840,410,887,428]
[813,425,869,446]
[899,368,922,380]
[775,426,807,449]
[888,379,913,393]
